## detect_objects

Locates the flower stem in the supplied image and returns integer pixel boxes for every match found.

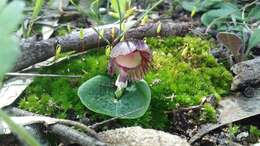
[115,87,124,98]
[114,69,128,98]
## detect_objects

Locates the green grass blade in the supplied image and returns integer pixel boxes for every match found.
[114,0,163,42]
[32,0,44,20]
[27,0,44,36]
[116,0,123,33]
[0,110,40,146]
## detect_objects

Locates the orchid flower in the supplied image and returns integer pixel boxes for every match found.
[108,39,152,97]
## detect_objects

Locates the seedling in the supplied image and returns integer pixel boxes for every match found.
[78,40,152,118]
[77,0,163,119]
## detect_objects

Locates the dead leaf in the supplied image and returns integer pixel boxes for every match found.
[0,76,33,109]
[41,0,69,40]
[217,32,243,62]
[41,20,59,40]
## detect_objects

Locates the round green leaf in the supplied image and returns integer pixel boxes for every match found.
[78,75,151,119]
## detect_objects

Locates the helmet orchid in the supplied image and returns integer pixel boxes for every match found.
[78,39,152,118]
[108,39,152,97]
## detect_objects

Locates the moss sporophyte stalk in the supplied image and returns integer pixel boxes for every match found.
[19,36,233,129]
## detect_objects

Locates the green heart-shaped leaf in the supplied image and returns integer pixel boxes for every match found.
[78,75,151,119]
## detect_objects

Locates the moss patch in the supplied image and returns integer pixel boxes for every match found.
[19,36,232,130]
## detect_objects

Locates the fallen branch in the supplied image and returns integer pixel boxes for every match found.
[5,107,106,146]
[14,21,196,71]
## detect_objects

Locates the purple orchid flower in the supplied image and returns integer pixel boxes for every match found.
[108,39,152,97]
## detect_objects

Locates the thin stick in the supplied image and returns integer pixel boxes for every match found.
[5,73,81,78]
[91,27,111,45]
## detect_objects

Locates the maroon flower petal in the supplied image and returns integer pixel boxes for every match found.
[108,58,116,76]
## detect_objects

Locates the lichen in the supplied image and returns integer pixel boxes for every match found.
[19,36,233,130]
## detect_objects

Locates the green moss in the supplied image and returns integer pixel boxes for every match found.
[200,103,217,123]
[228,124,240,137]
[19,36,232,130]
[249,125,260,143]
[19,51,109,119]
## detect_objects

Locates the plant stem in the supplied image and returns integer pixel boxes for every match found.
[27,0,44,37]
[116,0,123,33]
[115,87,124,98]
[113,0,164,44]
[91,27,111,45]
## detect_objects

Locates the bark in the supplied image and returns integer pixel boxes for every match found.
[231,57,260,91]
[14,21,196,71]
[5,107,106,146]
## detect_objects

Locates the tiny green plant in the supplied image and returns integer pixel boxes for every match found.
[77,0,163,119]
[200,103,217,123]
[228,124,240,138]
[249,125,260,142]
[78,40,152,118]
[228,124,240,144]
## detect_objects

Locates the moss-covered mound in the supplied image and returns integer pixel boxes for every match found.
[19,36,232,130]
